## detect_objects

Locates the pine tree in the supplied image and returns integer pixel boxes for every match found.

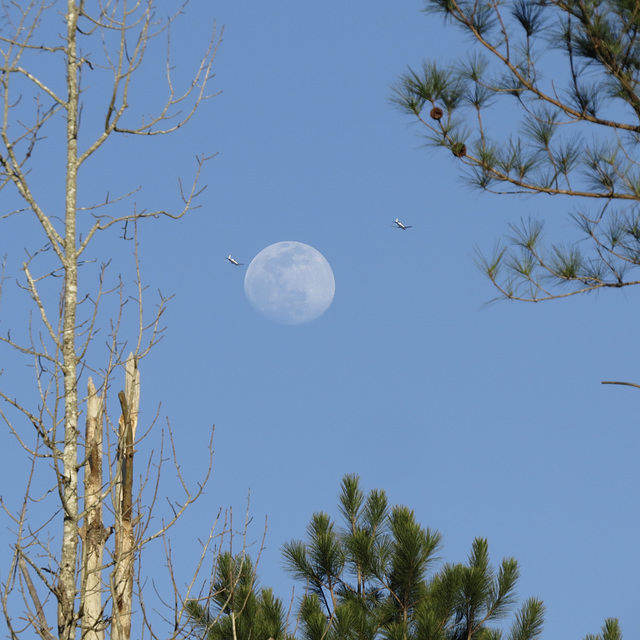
[282,474,545,640]
[187,476,620,639]
[392,0,640,302]
[186,553,293,640]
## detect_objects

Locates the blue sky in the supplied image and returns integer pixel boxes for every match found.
[1,1,638,638]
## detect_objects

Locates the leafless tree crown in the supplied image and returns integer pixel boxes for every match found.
[0,2,238,639]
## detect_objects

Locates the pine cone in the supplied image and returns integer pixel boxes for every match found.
[452,143,467,158]
[430,107,444,120]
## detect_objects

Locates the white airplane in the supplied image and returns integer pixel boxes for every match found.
[393,218,412,230]
[227,254,244,266]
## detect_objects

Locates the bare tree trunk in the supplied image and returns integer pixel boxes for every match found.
[80,379,108,640]
[112,356,140,640]
[58,3,80,639]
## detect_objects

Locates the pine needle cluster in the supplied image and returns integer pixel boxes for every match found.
[186,553,294,640]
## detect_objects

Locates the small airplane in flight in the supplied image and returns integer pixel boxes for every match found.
[227,254,244,266]
[393,218,412,230]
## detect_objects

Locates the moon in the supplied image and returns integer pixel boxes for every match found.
[244,241,335,325]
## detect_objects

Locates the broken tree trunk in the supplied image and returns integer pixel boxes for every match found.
[111,355,140,640]
[80,378,109,640]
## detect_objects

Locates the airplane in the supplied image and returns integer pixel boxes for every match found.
[393,218,412,230]
[227,254,244,266]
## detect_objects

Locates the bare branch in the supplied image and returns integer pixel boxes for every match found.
[601,380,640,390]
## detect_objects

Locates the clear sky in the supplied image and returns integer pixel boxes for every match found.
[1,1,638,638]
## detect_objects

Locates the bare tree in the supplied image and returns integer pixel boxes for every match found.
[0,2,234,638]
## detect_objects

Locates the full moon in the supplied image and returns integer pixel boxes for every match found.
[244,241,335,325]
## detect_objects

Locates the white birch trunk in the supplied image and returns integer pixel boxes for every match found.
[58,3,80,639]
